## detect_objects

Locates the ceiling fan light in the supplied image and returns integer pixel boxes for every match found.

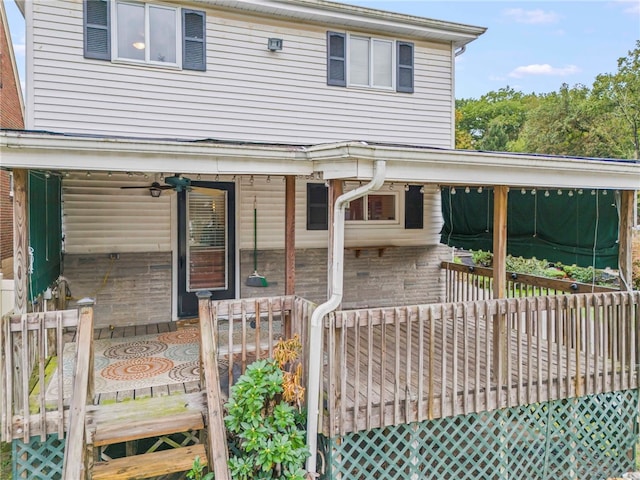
[150,185,162,198]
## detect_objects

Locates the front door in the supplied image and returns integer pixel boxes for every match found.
[177,181,236,317]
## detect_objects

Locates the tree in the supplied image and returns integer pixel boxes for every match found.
[515,83,624,158]
[592,41,640,159]
[454,110,474,149]
[456,87,537,152]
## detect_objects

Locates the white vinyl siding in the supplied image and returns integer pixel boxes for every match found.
[61,173,441,253]
[30,0,454,147]
[237,178,442,250]
[62,172,172,254]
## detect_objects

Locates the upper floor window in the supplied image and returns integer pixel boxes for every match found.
[327,31,414,93]
[115,2,178,65]
[83,0,206,71]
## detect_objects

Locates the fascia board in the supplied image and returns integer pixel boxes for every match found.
[192,0,486,46]
[0,132,313,175]
[309,143,640,190]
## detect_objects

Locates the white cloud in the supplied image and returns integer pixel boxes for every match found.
[508,64,581,78]
[623,1,640,14]
[13,43,25,55]
[503,8,560,24]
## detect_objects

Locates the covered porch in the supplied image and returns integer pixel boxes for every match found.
[1,130,639,479]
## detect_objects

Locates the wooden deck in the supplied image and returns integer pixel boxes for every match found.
[323,292,640,436]
[91,321,202,404]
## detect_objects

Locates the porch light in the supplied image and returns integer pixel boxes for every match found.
[602,190,608,195]
[557,189,563,195]
[544,190,550,197]
[464,186,470,194]
[568,190,574,197]
[521,188,526,195]
[531,189,536,195]
[477,187,483,193]
[451,187,456,194]
[267,175,271,183]
[404,184,410,191]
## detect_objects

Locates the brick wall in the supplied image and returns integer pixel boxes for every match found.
[0,171,12,265]
[240,245,451,308]
[0,10,24,130]
[61,246,450,327]
[0,10,23,276]
[62,252,172,328]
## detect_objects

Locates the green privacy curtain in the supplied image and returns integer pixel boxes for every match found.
[440,187,620,269]
[28,171,62,300]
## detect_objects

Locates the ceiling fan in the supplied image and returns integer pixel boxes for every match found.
[120,174,192,196]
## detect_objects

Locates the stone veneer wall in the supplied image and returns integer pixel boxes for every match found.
[240,245,452,309]
[62,252,172,328]
[61,246,450,327]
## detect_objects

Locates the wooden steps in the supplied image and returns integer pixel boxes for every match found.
[92,443,207,480]
[89,392,209,479]
[93,410,204,446]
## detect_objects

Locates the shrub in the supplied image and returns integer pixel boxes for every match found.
[471,250,493,267]
[224,336,309,480]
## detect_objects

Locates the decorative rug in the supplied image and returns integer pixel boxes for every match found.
[46,328,202,400]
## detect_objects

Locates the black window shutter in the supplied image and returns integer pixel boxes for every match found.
[84,0,110,60]
[307,183,329,230]
[183,9,206,71]
[327,31,346,87]
[397,41,414,93]
[405,185,423,229]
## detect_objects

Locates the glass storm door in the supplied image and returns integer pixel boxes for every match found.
[177,182,235,317]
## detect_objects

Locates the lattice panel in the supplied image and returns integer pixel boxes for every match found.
[322,391,638,480]
[12,434,65,480]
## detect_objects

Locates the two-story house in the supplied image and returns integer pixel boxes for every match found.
[1,1,639,479]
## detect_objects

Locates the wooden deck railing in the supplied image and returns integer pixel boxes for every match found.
[197,294,314,477]
[62,305,95,480]
[204,295,313,397]
[323,291,639,436]
[1,309,80,442]
[442,261,618,302]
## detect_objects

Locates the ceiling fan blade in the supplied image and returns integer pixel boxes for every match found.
[120,182,174,190]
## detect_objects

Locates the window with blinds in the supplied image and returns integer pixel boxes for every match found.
[187,189,227,291]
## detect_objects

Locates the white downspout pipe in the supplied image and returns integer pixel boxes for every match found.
[305,160,386,475]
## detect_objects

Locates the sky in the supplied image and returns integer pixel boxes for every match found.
[4,0,640,99]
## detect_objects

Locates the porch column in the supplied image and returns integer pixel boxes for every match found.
[13,169,28,313]
[284,175,296,338]
[327,179,343,298]
[618,190,634,291]
[492,185,508,388]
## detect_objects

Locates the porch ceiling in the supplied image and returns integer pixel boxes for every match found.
[1,131,638,190]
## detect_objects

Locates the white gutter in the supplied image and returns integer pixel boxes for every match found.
[305,160,386,475]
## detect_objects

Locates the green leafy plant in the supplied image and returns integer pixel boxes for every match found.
[471,250,493,267]
[187,455,213,480]
[224,337,309,480]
